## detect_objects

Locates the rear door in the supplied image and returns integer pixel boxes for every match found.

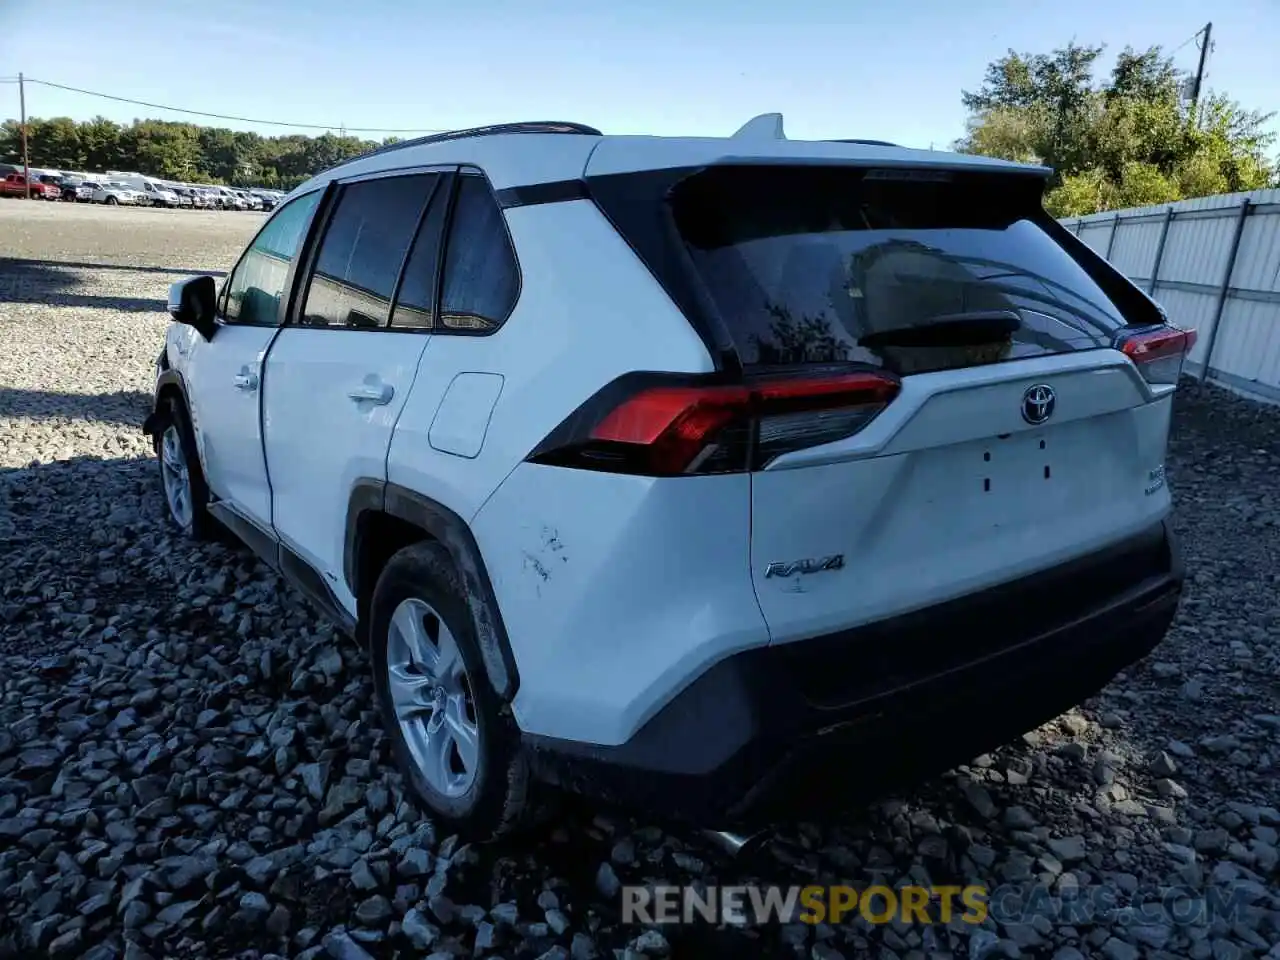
[661,164,1183,646]
[262,169,451,616]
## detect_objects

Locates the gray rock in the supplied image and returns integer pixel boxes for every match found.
[239,891,271,924]
[962,780,998,818]
[266,904,292,937]
[474,920,498,953]
[397,846,431,877]
[1047,836,1088,863]
[1100,939,1140,960]
[595,861,621,898]
[401,907,439,950]
[1004,806,1038,831]
[490,902,519,926]
[546,908,570,935]
[355,894,393,926]
[350,858,379,891]
[297,762,330,801]
[630,929,670,955]
[323,931,376,960]
[571,933,599,960]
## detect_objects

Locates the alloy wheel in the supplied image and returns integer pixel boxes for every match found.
[160,425,193,529]
[385,597,480,797]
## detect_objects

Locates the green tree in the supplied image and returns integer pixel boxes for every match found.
[0,115,381,185]
[956,41,1277,215]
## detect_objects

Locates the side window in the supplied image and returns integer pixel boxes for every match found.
[223,190,322,326]
[389,177,450,330]
[438,175,520,332]
[299,173,437,329]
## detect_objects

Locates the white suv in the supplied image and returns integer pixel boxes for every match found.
[144,116,1190,840]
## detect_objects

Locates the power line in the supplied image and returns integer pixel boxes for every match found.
[1168,28,1202,56]
[18,76,450,135]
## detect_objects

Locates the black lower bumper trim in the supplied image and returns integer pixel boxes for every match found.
[522,520,1183,826]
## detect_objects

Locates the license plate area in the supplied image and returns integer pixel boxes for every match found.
[902,416,1133,536]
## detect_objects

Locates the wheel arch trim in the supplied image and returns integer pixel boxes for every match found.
[345,480,521,701]
[142,368,189,440]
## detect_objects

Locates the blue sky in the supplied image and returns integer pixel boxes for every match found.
[3,0,1278,149]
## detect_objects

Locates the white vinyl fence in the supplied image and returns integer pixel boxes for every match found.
[1060,188,1280,404]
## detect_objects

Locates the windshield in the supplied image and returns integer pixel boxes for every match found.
[668,165,1138,373]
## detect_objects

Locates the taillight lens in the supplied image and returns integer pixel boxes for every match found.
[1116,325,1197,386]
[526,369,901,476]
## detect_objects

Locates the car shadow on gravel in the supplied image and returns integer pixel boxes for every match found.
[0,257,166,312]
[0,256,226,278]
[0,387,152,427]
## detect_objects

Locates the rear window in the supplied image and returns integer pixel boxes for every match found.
[668,165,1135,374]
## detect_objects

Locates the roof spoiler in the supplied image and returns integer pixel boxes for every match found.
[732,113,786,141]
[730,113,903,148]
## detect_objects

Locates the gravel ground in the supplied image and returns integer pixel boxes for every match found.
[1,202,1279,960]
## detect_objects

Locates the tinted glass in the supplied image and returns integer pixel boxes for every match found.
[299,174,435,329]
[671,166,1131,374]
[223,190,322,326]
[390,176,448,330]
[438,175,519,332]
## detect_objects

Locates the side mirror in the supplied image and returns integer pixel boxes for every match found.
[168,275,218,341]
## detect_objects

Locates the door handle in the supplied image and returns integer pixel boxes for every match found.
[233,370,259,391]
[348,382,394,405]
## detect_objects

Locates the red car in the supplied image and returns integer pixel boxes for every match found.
[0,173,60,200]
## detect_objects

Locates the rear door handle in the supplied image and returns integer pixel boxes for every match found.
[348,381,394,405]
[233,369,258,391]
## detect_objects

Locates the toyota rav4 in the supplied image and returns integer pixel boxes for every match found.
[144,115,1189,840]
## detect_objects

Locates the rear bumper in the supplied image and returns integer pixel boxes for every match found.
[522,519,1183,827]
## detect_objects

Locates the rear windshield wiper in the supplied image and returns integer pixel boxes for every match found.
[858,310,1021,349]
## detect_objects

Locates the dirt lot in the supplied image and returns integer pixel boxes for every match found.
[1,200,1279,960]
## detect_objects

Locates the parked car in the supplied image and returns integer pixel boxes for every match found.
[57,177,85,201]
[39,174,73,199]
[143,116,1190,840]
[1,173,59,199]
[93,181,142,205]
[75,180,101,203]
[206,186,240,210]
[138,180,182,207]
[169,186,196,209]
[185,187,213,209]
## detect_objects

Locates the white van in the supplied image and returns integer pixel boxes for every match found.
[110,175,181,208]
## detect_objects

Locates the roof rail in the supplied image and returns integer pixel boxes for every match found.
[824,138,901,147]
[349,121,603,164]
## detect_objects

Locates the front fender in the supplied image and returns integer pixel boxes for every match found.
[142,366,187,439]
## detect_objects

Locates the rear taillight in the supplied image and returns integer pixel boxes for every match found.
[526,369,901,476]
[1116,325,1197,386]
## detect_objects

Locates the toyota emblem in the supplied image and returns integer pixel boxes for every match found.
[1021,384,1056,425]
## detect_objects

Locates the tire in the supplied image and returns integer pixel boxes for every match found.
[106,196,118,205]
[369,541,533,841]
[154,395,216,540]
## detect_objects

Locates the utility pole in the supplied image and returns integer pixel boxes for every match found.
[1190,22,1212,123]
[18,71,30,199]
